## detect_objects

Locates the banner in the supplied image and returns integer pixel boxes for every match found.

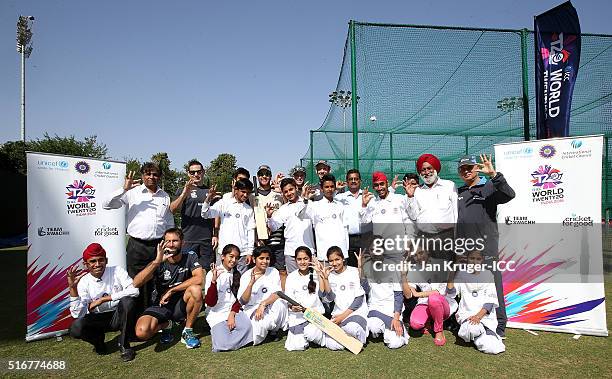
[534,1,581,139]
[495,136,607,336]
[26,153,126,341]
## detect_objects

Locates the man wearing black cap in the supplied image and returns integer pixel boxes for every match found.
[289,165,307,193]
[456,153,515,338]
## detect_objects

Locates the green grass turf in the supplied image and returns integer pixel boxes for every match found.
[0,247,610,378]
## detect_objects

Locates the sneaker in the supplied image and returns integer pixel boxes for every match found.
[159,321,174,344]
[181,329,201,349]
[119,346,135,362]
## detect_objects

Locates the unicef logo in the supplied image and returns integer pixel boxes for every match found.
[59,161,69,168]
[571,140,582,149]
[102,162,111,169]
[524,147,533,154]
[75,161,91,174]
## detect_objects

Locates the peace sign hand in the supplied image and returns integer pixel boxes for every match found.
[362,187,373,207]
[477,154,496,177]
[264,203,276,218]
[67,265,87,290]
[391,175,399,190]
[403,178,417,198]
[206,185,218,202]
[123,171,142,191]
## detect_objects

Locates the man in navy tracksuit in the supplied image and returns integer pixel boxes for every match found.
[456,154,515,337]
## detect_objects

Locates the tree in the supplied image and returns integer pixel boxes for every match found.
[0,134,108,175]
[206,153,237,193]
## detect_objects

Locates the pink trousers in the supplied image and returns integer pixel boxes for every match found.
[409,293,450,333]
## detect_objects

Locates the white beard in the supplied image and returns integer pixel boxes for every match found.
[421,170,438,185]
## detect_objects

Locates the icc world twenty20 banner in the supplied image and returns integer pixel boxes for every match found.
[534,1,581,139]
[495,136,607,336]
[26,153,126,341]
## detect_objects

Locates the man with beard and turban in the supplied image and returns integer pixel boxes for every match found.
[404,154,457,260]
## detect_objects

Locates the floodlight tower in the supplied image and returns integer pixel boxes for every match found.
[497,96,523,129]
[329,90,359,170]
[16,15,35,143]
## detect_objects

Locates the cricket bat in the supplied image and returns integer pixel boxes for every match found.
[275,291,363,354]
[252,175,269,240]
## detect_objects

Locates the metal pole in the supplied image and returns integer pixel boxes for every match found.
[520,29,531,141]
[389,133,394,176]
[309,131,314,182]
[343,108,347,170]
[20,49,25,142]
[349,20,359,170]
[605,136,609,223]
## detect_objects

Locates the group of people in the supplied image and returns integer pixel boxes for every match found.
[67,153,515,361]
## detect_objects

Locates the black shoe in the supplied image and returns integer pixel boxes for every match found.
[119,346,135,362]
[93,341,108,355]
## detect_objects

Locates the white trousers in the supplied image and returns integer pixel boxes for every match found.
[250,300,288,345]
[367,316,409,349]
[458,321,505,354]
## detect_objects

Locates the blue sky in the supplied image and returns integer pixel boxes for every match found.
[1,0,610,175]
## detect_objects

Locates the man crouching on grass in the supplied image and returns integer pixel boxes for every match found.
[133,228,204,348]
[68,243,139,362]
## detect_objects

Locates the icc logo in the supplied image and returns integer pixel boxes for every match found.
[102,162,111,169]
[571,140,582,149]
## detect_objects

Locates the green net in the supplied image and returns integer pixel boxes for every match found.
[301,22,612,214]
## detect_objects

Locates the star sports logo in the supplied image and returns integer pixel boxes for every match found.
[66,180,96,202]
[531,165,563,189]
[540,32,571,65]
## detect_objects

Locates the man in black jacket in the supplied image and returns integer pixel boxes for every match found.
[456,154,515,338]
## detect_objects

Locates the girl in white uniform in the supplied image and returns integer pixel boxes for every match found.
[284,246,327,351]
[238,246,287,345]
[204,244,253,352]
[313,246,368,351]
[448,250,505,354]
[357,252,411,349]
[408,248,457,346]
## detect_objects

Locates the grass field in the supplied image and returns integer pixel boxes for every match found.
[1,248,610,378]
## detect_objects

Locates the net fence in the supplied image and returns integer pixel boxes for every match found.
[300,22,612,213]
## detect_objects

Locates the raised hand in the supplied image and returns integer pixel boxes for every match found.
[302,183,315,200]
[477,154,496,177]
[182,177,198,194]
[210,263,219,283]
[250,267,264,284]
[264,203,275,218]
[362,187,373,207]
[403,178,417,198]
[336,180,346,190]
[123,171,142,191]
[67,265,87,289]
[205,185,218,202]
[353,249,363,270]
[391,175,399,190]
[155,240,170,263]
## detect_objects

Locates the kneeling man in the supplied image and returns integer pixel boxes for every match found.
[68,243,139,361]
[133,228,203,348]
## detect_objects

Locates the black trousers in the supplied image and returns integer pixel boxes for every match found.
[69,297,137,348]
[127,236,161,310]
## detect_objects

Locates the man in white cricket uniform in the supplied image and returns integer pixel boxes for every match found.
[299,174,349,261]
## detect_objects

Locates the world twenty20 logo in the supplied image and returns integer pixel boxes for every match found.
[65,180,97,216]
[531,165,564,204]
[531,165,563,189]
[66,180,96,202]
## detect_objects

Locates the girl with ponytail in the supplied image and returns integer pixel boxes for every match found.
[204,244,253,352]
[283,246,327,351]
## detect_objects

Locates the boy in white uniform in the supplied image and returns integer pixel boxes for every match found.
[448,250,505,354]
[267,178,315,273]
[201,178,255,274]
[299,174,349,261]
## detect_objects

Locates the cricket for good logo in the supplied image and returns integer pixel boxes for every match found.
[94,225,119,237]
[65,180,97,216]
[531,165,564,204]
[562,214,593,227]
